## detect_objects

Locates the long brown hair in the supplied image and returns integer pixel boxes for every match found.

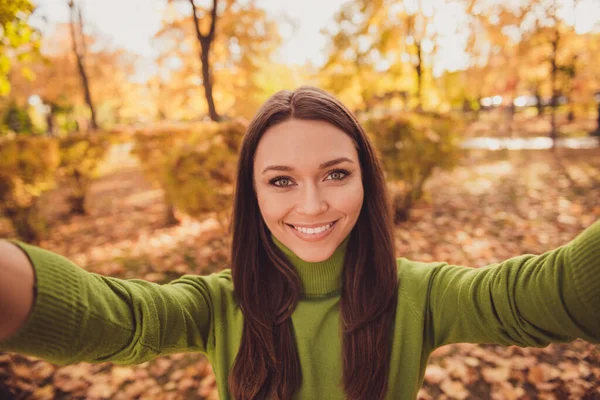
[228,86,398,399]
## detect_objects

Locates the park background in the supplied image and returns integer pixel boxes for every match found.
[1,0,600,398]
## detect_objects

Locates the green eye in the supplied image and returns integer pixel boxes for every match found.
[272,177,292,187]
[327,169,351,180]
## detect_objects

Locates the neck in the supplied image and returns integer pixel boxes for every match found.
[270,233,350,297]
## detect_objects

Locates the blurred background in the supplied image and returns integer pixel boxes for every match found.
[1,0,600,399]
[2,0,600,132]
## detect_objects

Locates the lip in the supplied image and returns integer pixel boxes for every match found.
[287,220,338,229]
[287,220,338,242]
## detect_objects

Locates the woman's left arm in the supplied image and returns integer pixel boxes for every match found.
[428,220,600,349]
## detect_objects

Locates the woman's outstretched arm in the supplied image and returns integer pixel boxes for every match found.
[425,219,600,349]
[0,240,229,366]
[0,240,36,342]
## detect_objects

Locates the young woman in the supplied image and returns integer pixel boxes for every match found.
[0,86,599,400]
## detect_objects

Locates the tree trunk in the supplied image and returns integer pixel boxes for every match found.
[68,0,98,131]
[549,30,559,150]
[506,102,515,137]
[46,110,55,136]
[165,200,179,226]
[6,203,46,244]
[597,102,600,133]
[567,106,574,122]
[415,41,423,111]
[566,55,578,123]
[190,0,221,122]
[200,40,220,121]
[591,102,600,138]
[535,89,543,116]
[68,169,87,215]
[69,194,86,215]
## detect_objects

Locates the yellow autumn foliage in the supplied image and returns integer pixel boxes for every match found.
[0,135,60,242]
[364,112,464,222]
[132,121,247,226]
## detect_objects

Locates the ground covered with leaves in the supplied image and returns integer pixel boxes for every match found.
[1,145,599,399]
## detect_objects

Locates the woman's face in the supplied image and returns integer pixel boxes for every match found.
[253,118,364,262]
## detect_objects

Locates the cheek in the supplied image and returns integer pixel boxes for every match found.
[256,188,289,223]
[336,183,364,216]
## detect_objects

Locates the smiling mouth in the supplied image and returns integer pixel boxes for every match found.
[286,220,339,235]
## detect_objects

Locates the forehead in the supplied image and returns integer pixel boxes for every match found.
[254,119,358,168]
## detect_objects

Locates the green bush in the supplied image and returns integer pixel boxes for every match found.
[165,121,246,226]
[131,126,191,225]
[132,121,247,226]
[0,135,59,242]
[364,112,463,223]
[131,127,187,184]
[57,132,113,214]
[2,102,34,134]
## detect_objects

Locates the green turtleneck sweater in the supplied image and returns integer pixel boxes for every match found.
[1,221,600,399]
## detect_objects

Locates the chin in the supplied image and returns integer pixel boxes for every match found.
[299,255,328,263]
[294,247,335,263]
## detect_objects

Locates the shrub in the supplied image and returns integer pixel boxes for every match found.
[131,126,191,225]
[364,112,463,223]
[132,120,247,227]
[57,132,113,214]
[2,102,34,134]
[164,120,246,227]
[0,135,60,242]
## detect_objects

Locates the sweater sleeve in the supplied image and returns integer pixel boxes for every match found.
[427,220,600,349]
[0,241,223,366]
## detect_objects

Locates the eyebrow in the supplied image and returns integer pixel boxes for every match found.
[261,157,355,175]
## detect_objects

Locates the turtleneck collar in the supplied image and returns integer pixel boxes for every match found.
[270,232,350,298]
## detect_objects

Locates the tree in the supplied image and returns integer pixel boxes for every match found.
[3,101,33,133]
[465,0,590,142]
[320,0,409,113]
[154,0,280,120]
[66,0,98,130]
[322,0,450,112]
[524,0,581,147]
[540,1,562,146]
[9,23,145,133]
[0,0,40,96]
[463,0,545,132]
[397,0,442,111]
[189,0,220,121]
[167,0,220,121]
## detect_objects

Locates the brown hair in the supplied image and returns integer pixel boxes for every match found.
[228,86,398,399]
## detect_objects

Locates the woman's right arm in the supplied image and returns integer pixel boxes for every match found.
[0,240,223,366]
[0,240,36,342]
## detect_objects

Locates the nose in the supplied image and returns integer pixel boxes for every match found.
[296,183,328,216]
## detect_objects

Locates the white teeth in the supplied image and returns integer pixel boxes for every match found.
[293,222,334,235]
